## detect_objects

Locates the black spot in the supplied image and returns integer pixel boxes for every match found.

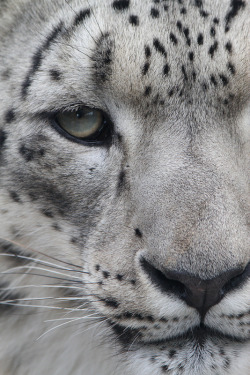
[225,41,232,53]
[160,317,168,322]
[220,348,225,356]
[95,265,100,271]
[169,88,174,97]
[176,20,183,31]
[180,7,187,14]
[129,15,139,26]
[135,228,143,238]
[147,315,155,322]
[111,323,140,344]
[169,350,176,358]
[213,17,220,24]
[151,8,160,18]
[210,75,217,86]
[0,241,31,265]
[210,27,216,37]
[164,5,168,11]
[142,62,150,75]
[117,170,126,193]
[0,130,6,149]
[93,33,113,83]
[49,69,62,81]
[182,65,188,81]
[145,45,151,58]
[153,38,167,57]
[200,10,209,17]
[52,223,61,231]
[197,33,204,45]
[219,74,229,86]
[9,191,22,203]
[188,51,194,61]
[163,64,170,76]
[42,210,54,218]
[21,22,64,98]
[144,86,152,97]
[124,312,132,318]
[227,62,236,75]
[225,0,245,32]
[103,271,110,278]
[116,274,123,281]
[224,357,231,369]
[134,313,143,320]
[1,68,11,80]
[19,144,45,162]
[104,298,119,308]
[195,0,203,7]
[161,365,169,372]
[5,109,15,124]
[112,0,130,11]
[208,41,218,58]
[192,71,197,81]
[103,49,113,66]
[202,82,208,91]
[170,33,178,45]
[73,8,91,27]
[130,279,136,285]
[183,28,191,46]
[70,237,78,244]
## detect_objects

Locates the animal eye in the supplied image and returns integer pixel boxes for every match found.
[55,107,109,142]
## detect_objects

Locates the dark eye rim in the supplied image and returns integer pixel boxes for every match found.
[47,107,114,147]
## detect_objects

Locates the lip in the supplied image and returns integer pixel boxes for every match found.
[111,321,248,348]
[141,324,248,347]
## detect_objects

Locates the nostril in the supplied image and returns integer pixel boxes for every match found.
[223,262,250,294]
[140,257,250,318]
[140,257,186,298]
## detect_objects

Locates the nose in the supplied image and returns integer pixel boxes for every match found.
[140,258,250,319]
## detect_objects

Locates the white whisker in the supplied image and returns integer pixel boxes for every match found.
[37,312,101,340]
[0,253,87,274]
[2,265,83,281]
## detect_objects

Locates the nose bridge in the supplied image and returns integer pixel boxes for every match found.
[133,151,248,279]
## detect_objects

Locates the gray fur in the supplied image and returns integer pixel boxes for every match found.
[0,0,249,374]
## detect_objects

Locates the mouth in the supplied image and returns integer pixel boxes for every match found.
[111,322,248,348]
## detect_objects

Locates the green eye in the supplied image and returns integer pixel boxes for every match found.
[55,108,105,140]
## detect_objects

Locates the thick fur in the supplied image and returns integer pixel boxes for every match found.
[0,0,249,374]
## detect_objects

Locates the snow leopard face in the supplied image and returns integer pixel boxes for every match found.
[0,1,249,374]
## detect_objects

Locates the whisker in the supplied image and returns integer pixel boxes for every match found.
[2,265,83,281]
[0,238,83,270]
[64,0,98,45]
[0,283,97,291]
[86,0,104,37]
[0,271,83,283]
[0,302,79,311]
[0,253,88,274]
[37,313,101,340]
[44,312,100,323]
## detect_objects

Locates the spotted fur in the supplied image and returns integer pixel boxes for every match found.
[0,0,249,374]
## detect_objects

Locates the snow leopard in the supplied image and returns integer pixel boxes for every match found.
[0,0,249,374]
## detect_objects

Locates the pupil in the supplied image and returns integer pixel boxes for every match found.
[76,111,82,119]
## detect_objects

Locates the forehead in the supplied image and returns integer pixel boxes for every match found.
[90,0,249,116]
